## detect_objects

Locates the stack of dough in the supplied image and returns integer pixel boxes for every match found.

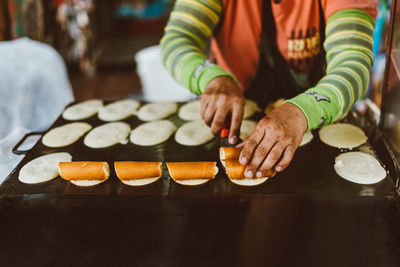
[219,147,275,186]
[59,161,110,186]
[138,102,178,121]
[166,162,218,185]
[18,152,72,184]
[130,120,176,146]
[42,122,92,147]
[178,100,201,121]
[84,122,131,148]
[62,99,103,120]
[175,120,214,146]
[115,161,163,186]
[98,99,140,121]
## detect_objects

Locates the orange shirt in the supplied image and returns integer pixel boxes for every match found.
[211,0,377,89]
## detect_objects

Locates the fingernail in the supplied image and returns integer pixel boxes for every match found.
[246,170,253,178]
[229,136,237,144]
[256,171,262,177]
[276,166,282,172]
[240,157,247,164]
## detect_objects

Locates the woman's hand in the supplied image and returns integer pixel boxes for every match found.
[200,76,245,144]
[237,103,308,177]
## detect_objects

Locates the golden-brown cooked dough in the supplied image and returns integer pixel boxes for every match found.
[114,161,162,180]
[219,147,241,161]
[166,162,218,180]
[59,161,109,181]
[225,160,275,180]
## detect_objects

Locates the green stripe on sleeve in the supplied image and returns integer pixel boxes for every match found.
[160,0,236,94]
[286,9,375,131]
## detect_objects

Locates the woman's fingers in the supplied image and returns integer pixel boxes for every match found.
[244,136,277,178]
[275,145,296,172]
[211,105,229,135]
[255,143,286,177]
[228,97,244,144]
[239,125,265,166]
[203,97,217,126]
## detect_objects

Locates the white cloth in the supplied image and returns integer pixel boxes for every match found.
[0,38,74,183]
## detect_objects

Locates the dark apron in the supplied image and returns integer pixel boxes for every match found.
[245,0,326,107]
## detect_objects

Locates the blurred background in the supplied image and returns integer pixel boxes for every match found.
[1,0,176,101]
[0,0,391,104]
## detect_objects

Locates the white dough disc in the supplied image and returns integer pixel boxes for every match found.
[264,98,285,114]
[70,180,106,187]
[98,99,140,121]
[229,177,269,186]
[130,120,176,146]
[243,99,261,119]
[84,122,130,148]
[138,102,178,121]
[121,177,161,186]
[62,99,103,120]
[240,120,257,140]
[175,120,215,146]
[299,131,313,147]
[42,122,92,147]
[172,179,210,186]
[178,100,201,121]
[319,123,367,148]
[18,152,72,184]
[334,152,386,184]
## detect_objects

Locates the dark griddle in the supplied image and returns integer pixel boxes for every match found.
[0,101,395,197]
[1,100,399,267]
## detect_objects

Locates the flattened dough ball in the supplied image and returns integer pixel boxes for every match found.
[42,122,92,147]
[70,180,106,187]
[178,100,201,121]
[18,152,72,184]
[243,99,261,119]
[299,131,313,147]
[130,120,176,146]
[84,122,130,148]
[319,123,367,149]
[138,102,177,121]
[175,120,214,146]
[98,99,140,121]
[240,120,257,140]
[62,99,103,120]
[334,152,386,184]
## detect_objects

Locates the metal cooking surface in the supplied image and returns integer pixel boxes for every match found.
[0,100,395,197]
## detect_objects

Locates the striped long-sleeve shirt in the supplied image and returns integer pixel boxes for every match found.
[160,0,375,130]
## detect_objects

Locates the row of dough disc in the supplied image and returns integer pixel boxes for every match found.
[55,98,388,186]
[42,120,213,148]
[22,123,387,187]
[62,99,264,122]
[42,118,315,149]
